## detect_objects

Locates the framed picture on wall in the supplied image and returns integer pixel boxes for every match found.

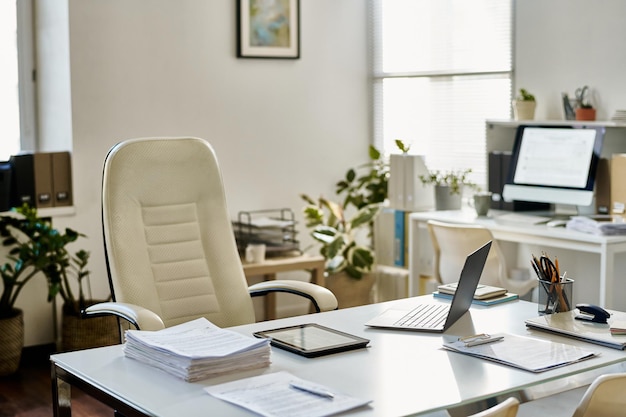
[237,0,300,59]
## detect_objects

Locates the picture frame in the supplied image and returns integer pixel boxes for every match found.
[237,0,300,59]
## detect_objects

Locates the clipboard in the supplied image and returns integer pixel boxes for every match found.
[253,323,370,358]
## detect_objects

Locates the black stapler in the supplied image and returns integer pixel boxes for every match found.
[575,303,610,324]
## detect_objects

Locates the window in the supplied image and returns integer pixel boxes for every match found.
[0,0,36,161]
[370,0,513,190]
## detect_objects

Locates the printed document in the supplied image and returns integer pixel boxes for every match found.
[443,333,595,372]
[204,371,371,417]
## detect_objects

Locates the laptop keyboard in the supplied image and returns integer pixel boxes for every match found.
[393,304,449,329]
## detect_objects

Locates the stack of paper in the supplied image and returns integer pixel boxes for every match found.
[123,318,271,381]
[610,320,626,335]
[611,110,626,123]
[566,215,626,235]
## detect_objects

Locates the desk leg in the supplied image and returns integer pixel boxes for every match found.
[51,364,72,417]
[264,273,277,320]
[311,265,325,287]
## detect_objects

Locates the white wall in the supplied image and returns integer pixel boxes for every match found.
[515,0,626,120]
[23,1,626,346]
[21,0,369,346]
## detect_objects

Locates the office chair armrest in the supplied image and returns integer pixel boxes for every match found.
[84,301,166,331]
[248,280,338,312]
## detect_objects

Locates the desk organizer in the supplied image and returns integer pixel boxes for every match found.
[233,208,300,257]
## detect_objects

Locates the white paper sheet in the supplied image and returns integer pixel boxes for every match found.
[204,371,371,417]
[443,333,596,372]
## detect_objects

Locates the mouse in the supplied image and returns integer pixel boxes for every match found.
[575,303,611,323]
[546,219,568,228]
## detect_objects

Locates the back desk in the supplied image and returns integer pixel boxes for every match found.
[408,209,626,310]
[51,296,626,417]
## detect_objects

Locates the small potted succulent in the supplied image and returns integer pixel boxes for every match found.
[512,88,536,120]
[574,85,596,121]
[419,169,478,210]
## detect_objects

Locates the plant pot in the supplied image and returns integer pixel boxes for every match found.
[325,272,375,309]
[61,300,120,352]
[434,185,463,210]
[576,108,596,121]
[0,309,24,376]
[512,100,536,120]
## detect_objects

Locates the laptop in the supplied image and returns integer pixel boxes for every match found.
[366,241,492,332]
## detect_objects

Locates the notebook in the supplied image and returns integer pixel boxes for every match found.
[365,241,491,332]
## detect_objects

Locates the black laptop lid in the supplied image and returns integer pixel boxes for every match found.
[443,241,492,329]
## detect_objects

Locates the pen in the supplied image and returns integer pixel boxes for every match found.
[459,334,504,347]
[289,381,335,399]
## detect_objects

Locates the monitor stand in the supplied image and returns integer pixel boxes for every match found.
[552,204,579,219]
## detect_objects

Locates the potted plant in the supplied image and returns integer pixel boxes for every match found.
[512,88,536,120]
[335,144,389,212]
[0,205,116,355]
[574,85,596,121]
[0,204,79,374]
[419,169,478,210]
[300,194,381,308]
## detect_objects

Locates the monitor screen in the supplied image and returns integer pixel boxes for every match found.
[502,125,605,208]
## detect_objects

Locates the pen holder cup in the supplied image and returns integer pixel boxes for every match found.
[538,278,574,315]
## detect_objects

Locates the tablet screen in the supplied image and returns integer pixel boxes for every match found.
[254,324,370,357]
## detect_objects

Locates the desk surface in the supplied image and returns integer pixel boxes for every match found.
[408,209,626,308]
[410,209,626,244]
[51,297,626,417]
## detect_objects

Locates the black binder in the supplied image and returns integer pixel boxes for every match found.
[9,153,54,208]
[0,161,11,212]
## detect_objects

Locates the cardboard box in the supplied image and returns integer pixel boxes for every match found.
[610,154,626,215]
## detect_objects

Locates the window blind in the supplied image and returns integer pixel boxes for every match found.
[370,0,513,190]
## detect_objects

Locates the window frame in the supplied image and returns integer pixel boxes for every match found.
[15,0,37,154]
[368,0,514,190]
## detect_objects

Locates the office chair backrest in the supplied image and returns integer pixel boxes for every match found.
[572,373,626,417]
[102,137,255,328]
[469,397,519,417]
[427,220,505,287]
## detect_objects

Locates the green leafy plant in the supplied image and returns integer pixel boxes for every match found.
[0,204,92,318]
[335,139,412,212]
[335,145,389,212]
[517,88,535,102]
[419,169,478,195]
[300,194,381,279]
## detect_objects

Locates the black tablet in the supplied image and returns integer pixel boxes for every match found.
[253,323,370,358]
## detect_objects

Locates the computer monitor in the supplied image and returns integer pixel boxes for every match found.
[502,124,605,212]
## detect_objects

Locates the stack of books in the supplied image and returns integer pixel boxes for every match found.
[611,110,626,123]
[434,282,518,306]
[123,318,271,381]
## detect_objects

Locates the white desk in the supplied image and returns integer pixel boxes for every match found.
[408,209,626,309]
[51,296,626,417]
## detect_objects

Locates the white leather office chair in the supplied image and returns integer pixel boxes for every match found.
[468,397,519,417]
[86,137,337,331]
[572,373,626,417]
[427,220,537,296]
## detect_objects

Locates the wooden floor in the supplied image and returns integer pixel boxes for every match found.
[0,344,114,417]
